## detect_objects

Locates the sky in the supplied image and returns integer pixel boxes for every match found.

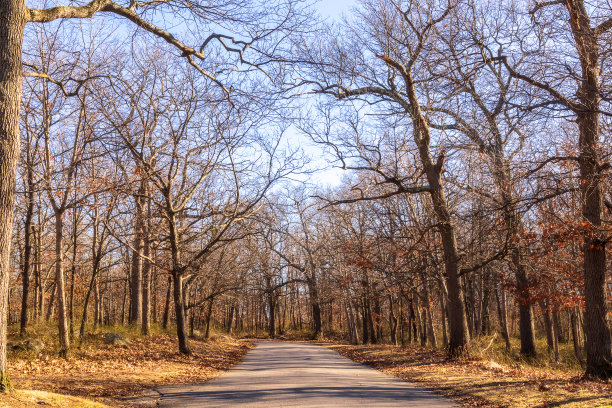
[315,0,357,21]
[286,0,357,188]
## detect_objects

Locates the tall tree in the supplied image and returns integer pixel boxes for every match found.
[501,0,612,378]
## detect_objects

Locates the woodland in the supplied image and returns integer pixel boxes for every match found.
[0,0,611,400]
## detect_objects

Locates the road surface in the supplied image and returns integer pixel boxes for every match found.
[153,341,457,407]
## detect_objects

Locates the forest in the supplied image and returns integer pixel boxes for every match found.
[0,0,611,405]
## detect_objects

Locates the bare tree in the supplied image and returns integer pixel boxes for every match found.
[497,0,612,378]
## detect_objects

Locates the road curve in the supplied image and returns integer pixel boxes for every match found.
[155,341,457,407]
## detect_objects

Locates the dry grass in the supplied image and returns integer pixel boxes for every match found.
[326,342,612,407]
[0,390,112,408]
[7,324,253,407]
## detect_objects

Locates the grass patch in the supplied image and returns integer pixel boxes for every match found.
[0,389,111,408]
[470,335,584,372]
[326,343,612,408]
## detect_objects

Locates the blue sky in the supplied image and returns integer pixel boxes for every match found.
[315,0,357,21]
[287,0,357,188]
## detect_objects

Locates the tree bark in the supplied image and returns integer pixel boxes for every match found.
[162,276,172,330]
[20,217,33,337]
[307,278,322,339]
[571,307,585,366]
[388,296,397,345]
[141,220,151,335]
[54,211,70,357]
[563,0,612,378]
[129,190,144,325]
[0,0,26,389]
[495,283,511,351]
[204,298,214,339]
[541,301,559,362]
[172,271,191,354]
[413,98,470,356]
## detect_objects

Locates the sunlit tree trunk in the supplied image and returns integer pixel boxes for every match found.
[0,0,26,390]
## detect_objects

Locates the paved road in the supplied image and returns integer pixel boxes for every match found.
[154,342,456,407]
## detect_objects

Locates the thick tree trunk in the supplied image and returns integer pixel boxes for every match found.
[515,263,537,357]
[423,156,469,356]
[172,271,191,354]
[307,280,322,339]
[560,1,609,378]
[577,108,612,377]
[0,0,26,389]
[404,69,470,356]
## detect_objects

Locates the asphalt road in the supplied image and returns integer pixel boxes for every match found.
[154,341,457,407]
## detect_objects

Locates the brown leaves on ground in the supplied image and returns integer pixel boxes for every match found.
[327,344,612,408]
[8,334,253,407]
[0,390,112,408]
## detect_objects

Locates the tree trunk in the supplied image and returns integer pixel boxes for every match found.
[541,301,559,362]
[388,296,397,345]
[162,276,172,330]
[172,271,191,354]
[141,232,151,335]
[54,211,70,357]
[438,282,448,347]
[46,282,56,322]
[20,218,33,337]
[407,75,470,356]
[361,297,369,344]
[560,1,612,379]
[578,101,612,377]
[204,298,214,339]
[494,282,511,351]
[307,279,322,339]
[94,278,100,329]
[0,0,26,390]
[516,264,536,357]
[227,303,235,333]
[267,293,276,338]
[129,191,144,325]
[571,307,585,366]
[69,214,78,340]
[35,226,43,322]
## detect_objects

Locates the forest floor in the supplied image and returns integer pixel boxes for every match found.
[2,325,253,408]
[324,341,612,407]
